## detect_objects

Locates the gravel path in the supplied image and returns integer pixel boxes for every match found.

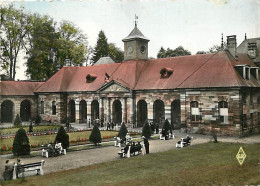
[0,132,259,179]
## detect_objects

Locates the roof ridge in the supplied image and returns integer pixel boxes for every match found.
[176,52,219,88]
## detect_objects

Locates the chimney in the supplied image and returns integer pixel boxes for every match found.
[227,35,237,59]
[247,42,257,59]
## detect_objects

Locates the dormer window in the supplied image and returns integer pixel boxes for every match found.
[251,67,259,81]
[235,64,250,80]
[86,74,97,83]
[160,68,173,78]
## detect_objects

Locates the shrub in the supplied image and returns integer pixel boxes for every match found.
[117,122,128,139]
[163,119,172,134]
[14,114,22,127]
[35,115,42,125]
[142,120,152,139]
[89,125,102,145]
[12,128,30,156]
[55,126,69,149]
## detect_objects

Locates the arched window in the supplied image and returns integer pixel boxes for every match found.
[137,99,148,127]
[52,101,56,115]
[190,101,200,122]
[219,101,228,124]
[20,100,31,121]
[153,99,165,127]
[112,100,122,124]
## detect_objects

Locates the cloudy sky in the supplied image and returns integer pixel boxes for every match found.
[1,0,260,80]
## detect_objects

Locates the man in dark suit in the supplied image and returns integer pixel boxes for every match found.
[143,136,149,154]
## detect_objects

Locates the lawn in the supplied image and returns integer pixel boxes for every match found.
[0,125,60,135]
[0,131,118,149]
[2,142,260,185]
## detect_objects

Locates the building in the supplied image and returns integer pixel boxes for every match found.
[1,24,260,136]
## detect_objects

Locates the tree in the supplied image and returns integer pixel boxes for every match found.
[25,15,88,80]
[91,30,110,64]
[25,14,58,80]
[56,21,88,68]
[12,128,30,156]
[157,46,191,59]
[55,126,69,149]
[0,5,28,80]
[208,42,227,53]
[142,120,152,139]
[117,122,128,139]
[108,43,124,62]
[89,125,102,145]
[162,119,172,134]
[35,114,42,125]
[14,114,22,127]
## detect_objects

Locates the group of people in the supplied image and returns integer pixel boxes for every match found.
[123,141,143,155]
[46,142,63,157]
[106,120,116,130]
[149,122,159,134]
[3,159,23,180]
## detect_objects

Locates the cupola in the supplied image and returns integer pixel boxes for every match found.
[122,16,150,61]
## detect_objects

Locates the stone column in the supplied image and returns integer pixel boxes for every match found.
[165,104,171,124]
[130,97,135,125]
[99,98,104,122]
[122,98,127,123]
[147,101,153,121]
[87,101,92,124]
[75,100,80,124]
[107,98,111,122]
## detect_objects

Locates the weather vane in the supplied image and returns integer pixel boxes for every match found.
[135,14,138,27]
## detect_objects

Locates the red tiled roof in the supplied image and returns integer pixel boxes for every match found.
[9,50,260,94]
[35,63,120,92]
[0,81,44,95]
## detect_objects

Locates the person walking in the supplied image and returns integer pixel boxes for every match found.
[143,136,149,154]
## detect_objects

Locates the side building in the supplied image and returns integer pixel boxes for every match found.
[1,25,260,137]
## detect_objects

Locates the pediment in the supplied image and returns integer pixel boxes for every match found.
[98,81,130,93]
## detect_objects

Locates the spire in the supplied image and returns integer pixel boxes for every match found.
[221,33,224,49]
[135,14,138,27]
[245,33,247,40]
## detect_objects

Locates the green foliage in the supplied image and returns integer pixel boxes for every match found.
[208,42,227,53]
[35,114,42,125]
[117,122,128,138]
[91,30,110,63]
[25,15,88,80]
[108,43,124,62]
[14,114,22,127]
[89,125,102,145]
[0,5,28,80]
[142,120,152,139]
[55,126,69,149]
[157,46,191,59]
[12,128,30,156]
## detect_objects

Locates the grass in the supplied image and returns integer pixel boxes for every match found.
[2,142,260,186]
[0,125,60,135]
[0,131,118,149]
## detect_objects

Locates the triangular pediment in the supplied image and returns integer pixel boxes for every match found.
[98,81,130,93]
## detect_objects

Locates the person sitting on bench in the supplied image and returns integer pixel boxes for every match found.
[135,142,142,153]
[130,142,136,154]
[183,135,192,144]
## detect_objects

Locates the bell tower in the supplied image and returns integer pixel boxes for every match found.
[122,16,150,61]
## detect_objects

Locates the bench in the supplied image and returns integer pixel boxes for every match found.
[160,133,175,140]
[114,137,122,147]
[176,136,192,148]
[118,143,143,158]
[12,160,45,180]
[42,143,66,158]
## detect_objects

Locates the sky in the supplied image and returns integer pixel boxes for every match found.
[1,0,260,80]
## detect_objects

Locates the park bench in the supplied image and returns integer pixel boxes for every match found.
[42,143,66,158]
[176,136,193,148]
[118,142,143,158]
[160,133,175,140]
[12,160,45,180]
